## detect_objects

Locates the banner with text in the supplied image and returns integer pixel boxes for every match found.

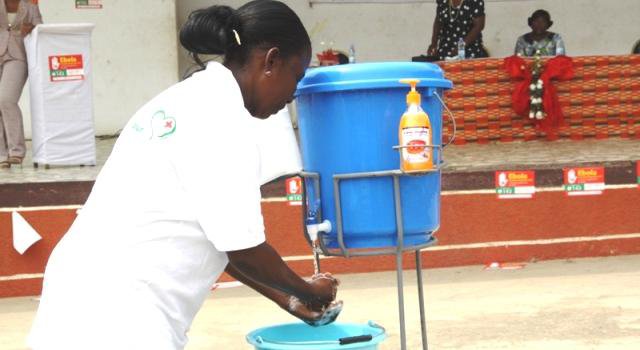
[495,171,535,199]
[49,54,84,82]
[564,167,605,196]
[286,176,303,206]
[76,0,102,9]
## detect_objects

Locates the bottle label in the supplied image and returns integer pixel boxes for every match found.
[401,127,431,163]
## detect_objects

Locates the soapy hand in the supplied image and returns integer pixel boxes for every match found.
[307,272,339,310]
[283,272,341,326]
[286,296,344,327]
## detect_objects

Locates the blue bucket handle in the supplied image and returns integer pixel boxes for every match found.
[338,334,373,345]
[433,90,457,148]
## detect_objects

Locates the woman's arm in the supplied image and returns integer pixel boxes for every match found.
[514,36,526,56]
[554,34,566,55]
[31,4,43,25]
[20,4,42,36]
[226,242,336,308]
[464,15,485,45]
[428,13,441,55]
[224,263,324,323]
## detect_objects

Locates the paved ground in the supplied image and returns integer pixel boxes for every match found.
[1,254,639,349]
[1,137,639,184]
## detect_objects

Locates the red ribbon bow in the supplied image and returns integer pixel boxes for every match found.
[316,50,339,66]
[504,55,574,132]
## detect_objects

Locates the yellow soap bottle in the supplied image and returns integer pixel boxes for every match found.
[398,79,433,172]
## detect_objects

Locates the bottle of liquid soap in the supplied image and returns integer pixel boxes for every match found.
[398,79,433,172]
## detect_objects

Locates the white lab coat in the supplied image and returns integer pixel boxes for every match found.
[28,62,301,349]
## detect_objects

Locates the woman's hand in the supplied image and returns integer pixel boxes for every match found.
[284,296,343,327]
[307,272,339,310]
[283,296,323,323]
[21,23,35,36]
[427,43,438,56]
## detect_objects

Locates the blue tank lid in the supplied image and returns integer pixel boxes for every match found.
[296,62,452,95]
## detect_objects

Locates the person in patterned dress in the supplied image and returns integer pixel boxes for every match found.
[514,9,566,57]
[428,0,487,60]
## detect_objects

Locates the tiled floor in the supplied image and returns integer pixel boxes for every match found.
[1,137,639,184]
[0,138,115,185]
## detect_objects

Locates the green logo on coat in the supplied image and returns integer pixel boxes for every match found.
[150,111,176,139]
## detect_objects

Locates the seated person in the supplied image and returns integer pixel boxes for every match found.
[317,50,349,66]
[515,9,566,57]
[336,52,349,65]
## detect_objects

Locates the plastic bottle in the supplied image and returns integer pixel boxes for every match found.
[398,79,433,172]
[457,38,466,60]
[348,44,356,63]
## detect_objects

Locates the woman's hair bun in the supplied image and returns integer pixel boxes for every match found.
[179,5,239,56]
[180,0,310,71]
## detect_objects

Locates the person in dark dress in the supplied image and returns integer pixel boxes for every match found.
[428,0,487,60]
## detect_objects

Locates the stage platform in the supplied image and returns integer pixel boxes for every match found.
[1,136,638,189]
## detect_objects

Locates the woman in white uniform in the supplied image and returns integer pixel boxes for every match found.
[28,1,338,349]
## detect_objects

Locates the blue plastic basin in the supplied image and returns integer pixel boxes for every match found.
[246,321,386,350]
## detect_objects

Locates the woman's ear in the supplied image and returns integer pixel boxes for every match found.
[263,47,281,77]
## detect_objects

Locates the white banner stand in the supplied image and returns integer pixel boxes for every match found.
[25,23,96,167]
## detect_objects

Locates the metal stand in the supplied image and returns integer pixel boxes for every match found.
[301,150,442,350]
[299,90,456,349]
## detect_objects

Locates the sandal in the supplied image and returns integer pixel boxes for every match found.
[7,156,22,165]
[0,161,10,169]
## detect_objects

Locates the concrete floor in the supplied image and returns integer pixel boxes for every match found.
[1,255,639,349]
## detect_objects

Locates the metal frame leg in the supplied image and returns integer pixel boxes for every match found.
[392,175,408,350]
[396,252,407,350]
[416,250,428,350]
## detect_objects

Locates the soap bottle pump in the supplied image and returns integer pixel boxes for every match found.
[398,79,433,172]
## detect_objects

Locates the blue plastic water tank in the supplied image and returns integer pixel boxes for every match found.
[296,62,452,249]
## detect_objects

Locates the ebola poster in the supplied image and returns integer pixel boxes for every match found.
[564,167,605,196]
[48,55,84,82]
[495,171,536,199]
[286,176,303,206]
[75,0,102,9]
